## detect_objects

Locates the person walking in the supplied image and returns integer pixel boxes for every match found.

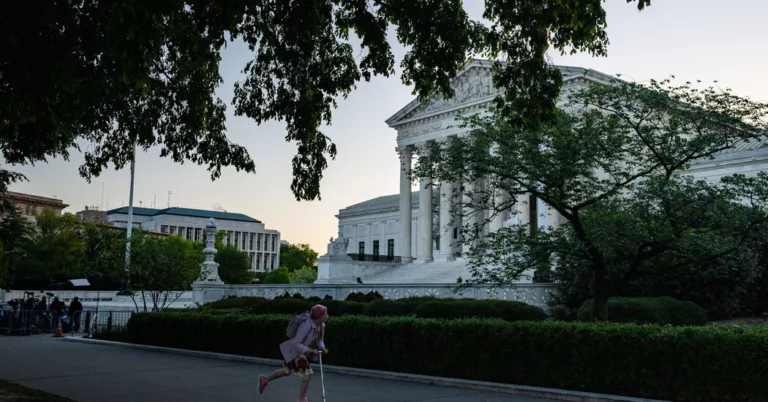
[259,304,329,402]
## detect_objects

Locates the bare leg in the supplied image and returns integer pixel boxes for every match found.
[299,372,312,400]
[266,368,288,383]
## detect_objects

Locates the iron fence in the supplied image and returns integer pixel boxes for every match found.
[0,309,135,336]
[86,310,134,337]
[0,309,61,335]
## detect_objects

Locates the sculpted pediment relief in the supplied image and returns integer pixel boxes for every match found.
[400,67,500,122]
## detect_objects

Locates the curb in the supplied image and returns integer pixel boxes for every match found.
[61,337,666,402]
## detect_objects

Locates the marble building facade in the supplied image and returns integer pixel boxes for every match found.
[325,59,768,285]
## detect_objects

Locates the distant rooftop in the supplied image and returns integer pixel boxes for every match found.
[107,206,261,223]
[338,191,421,217]
[3,191,69,208]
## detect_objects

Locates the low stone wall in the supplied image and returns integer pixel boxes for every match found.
[3,284,558,313]
[192,283,557,312]
[0,290,195,311]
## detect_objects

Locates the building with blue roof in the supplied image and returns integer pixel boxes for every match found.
[107,206,280,272]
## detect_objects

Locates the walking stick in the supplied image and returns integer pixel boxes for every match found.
[319,351,327,402]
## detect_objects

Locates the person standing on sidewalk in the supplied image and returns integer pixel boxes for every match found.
[69,297,83,332]
[259,304,329,402]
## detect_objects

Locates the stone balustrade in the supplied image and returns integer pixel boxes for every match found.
[192,283,556,312]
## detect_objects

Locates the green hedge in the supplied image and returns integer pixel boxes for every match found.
[577,296,708,326]
[204,296,547,322]
[123,312,768,401]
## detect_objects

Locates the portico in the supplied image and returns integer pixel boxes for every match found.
[385,60,594,264]
[325,59,622,284]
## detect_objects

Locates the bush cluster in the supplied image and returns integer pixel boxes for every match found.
[577,297,708,326]
[123,312,768,401]
[345,291,383,303]
[204,295,547,322]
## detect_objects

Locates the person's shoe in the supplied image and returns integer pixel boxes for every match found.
[298,397,308,402]
[258,375,268,394]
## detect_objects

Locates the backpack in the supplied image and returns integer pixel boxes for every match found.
[286,310,310,338]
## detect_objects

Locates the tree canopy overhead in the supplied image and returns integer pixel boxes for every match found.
[1,0,650,201]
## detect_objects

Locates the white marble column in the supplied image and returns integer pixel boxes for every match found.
[418,174,434,263]
[437,180,456,261]
[489,187,507,232]
[461,180,477,254]
[398,146,414,262]
[518,193,531,228]
[488,144,506,233]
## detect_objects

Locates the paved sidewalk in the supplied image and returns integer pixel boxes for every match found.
[0,336,554,402]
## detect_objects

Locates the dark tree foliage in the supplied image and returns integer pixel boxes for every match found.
[0,0,650,201]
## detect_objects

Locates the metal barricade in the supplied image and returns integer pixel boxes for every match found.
[0,309,61,335]
[86,310,134,337]
[0,308,135,336]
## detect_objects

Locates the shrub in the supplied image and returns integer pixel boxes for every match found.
[202,296,268,310]
[203,295,546,322]
[551,304,573,321]
[125,312,768,401]
[577,297,708,326]
[365,299,417,317]
[320,300,367,316]
[345,291,383,303]
[414,300,547,321]
[274,291,306,300]
[264,267,290,284]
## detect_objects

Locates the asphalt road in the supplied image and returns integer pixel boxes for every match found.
[0,336,557,402]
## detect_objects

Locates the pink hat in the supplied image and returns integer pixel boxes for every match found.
[310,304,328,320]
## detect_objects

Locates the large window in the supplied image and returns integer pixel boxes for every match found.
[249,233,254,250]
[373,240,380,256]
[358,241,365,255]
[387,239,394,257]
[160,225,168,234]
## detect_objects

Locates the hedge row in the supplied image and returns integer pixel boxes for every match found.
[122,312,768,401]
[203,296,548,322]
[577,296,708,326]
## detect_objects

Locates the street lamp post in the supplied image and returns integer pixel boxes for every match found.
[124,146,136,290]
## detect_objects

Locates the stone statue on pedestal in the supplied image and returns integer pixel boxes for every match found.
[326,236,350,256]
[195,217,223,284]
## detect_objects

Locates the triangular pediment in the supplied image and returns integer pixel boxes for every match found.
[385,59,617,128]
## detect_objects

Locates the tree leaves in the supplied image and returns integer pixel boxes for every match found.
[215,244,255,284]
[415,78,768,318]
[1,0,653,201]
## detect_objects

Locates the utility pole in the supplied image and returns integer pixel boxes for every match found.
[124,145,136,291]
[167,191,172,208]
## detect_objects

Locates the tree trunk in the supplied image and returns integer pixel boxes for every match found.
[592,262,609,321]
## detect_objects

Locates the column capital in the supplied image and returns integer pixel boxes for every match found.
[414,140,440,156]
[395,145,415,158]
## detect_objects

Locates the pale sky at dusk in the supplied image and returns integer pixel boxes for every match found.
[7,0,768,253]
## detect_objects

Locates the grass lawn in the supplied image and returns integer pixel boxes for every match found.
[0,379,75,401]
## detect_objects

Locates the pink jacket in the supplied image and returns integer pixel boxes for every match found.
[279,319,326,362]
